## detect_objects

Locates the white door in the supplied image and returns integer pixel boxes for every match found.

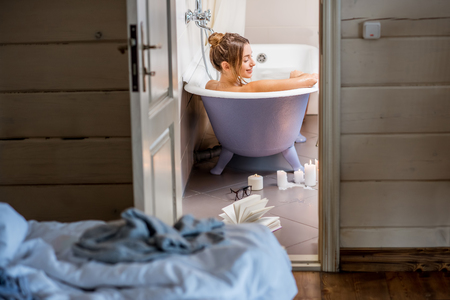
[126,0,180,225]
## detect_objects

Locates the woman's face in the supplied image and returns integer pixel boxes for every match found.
[239,44,255,79]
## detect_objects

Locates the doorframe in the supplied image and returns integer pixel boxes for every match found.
[318,0,341,272]
[130,0,341,272]
[167,0,183,222]
[290,0,341,272]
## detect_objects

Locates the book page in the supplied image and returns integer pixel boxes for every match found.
[221,203,237,224]
[218,212,234,224]
[254,216,280,228]
[268,219,282,232]
[233,194,261,223]
[244,206,274,223]
[240,198,269,222]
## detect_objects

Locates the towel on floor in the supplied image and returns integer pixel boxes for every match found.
[72,208,226,264]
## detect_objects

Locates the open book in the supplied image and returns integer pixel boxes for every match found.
[219,195,282,232]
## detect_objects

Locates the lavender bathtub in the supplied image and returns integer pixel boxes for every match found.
[184,44,319,175]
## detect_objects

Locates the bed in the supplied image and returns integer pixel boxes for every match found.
[0,203,297,300]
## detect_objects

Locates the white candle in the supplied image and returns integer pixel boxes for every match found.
[294,169,304,184]
[277,170,288,188]
[248,174,263,191]
[304,160,316,187]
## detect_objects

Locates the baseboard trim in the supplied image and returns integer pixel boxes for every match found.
[341,248,450,272]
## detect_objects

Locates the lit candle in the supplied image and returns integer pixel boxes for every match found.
[277,170,288,188]
[304,160,316,187]
[294,169,304,184]
[248,174,263,191]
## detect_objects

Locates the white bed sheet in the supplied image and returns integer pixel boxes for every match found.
[5,219,297,300]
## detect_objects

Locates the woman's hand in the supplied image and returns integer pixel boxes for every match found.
[290,71,319,87]
[290,70,305,78]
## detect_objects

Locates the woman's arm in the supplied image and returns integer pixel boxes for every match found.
[240,73,318,93]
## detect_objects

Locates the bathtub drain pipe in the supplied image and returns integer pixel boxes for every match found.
[194,145,222,162]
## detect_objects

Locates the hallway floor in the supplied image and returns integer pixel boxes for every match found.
[182,116,319,255]
[293,271,450,299]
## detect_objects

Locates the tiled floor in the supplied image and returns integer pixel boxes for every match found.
[183,115,319,255]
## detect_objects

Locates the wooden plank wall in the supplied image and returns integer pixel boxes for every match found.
[0,0,134,222]
[340,0,450,248]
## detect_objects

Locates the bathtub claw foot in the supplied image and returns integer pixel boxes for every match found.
[210,148,234,175]
[282,145,303,172]
[295,133,307,143]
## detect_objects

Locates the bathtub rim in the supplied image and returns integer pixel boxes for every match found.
[184,83,318,99]
[184,42,319,99]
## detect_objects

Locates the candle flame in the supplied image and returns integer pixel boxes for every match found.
[309,159,312,164]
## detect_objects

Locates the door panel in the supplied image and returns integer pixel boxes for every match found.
[147,0,170,103]
[127,0,179,225]
[151,128,175,223]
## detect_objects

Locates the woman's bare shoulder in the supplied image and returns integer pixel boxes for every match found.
[205,80,220,90]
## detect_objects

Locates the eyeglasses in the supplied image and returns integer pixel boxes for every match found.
[230,186,252,201]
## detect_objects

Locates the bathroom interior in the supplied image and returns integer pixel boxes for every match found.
[179,0,320,255]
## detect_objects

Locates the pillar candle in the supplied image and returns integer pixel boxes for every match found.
[304,160,316,186]
[277,170,288,188]
[294,169,304,184]
[248,174,263,191]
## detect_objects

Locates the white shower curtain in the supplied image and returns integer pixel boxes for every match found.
[207,0,247,36]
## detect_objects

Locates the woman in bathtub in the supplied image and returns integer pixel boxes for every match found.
[205,32,318,92]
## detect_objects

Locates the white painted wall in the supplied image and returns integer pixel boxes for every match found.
[176,0,215,192]
[244,0,319,48]
[244,0,320,114]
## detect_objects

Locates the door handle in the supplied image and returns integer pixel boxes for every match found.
[143,44,162,50]
[144,69,156,76]
[141,23,160,92]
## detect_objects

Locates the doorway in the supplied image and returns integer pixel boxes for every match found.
[182,0,321,259]
[127,0,340,272]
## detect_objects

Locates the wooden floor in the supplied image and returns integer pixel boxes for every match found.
[293,272,450,300]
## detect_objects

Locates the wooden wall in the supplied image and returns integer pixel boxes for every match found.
[340,0,450,248]
[0,0,134,222]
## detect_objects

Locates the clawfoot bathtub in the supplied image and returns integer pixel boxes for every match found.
[184,44,318,175]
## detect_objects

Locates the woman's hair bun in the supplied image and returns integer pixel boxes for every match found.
[208,32,224,47]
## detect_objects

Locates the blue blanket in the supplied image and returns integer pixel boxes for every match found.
[0,268,35,300]
[72,208,226,264]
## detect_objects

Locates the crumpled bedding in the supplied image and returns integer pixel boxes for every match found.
[1,204,297,300]
[72,208,226,264]
[0,267,35,300]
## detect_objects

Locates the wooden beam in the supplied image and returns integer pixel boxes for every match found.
[341,86,450,134]
[341,181,450,227]
[341,0,450,19]
[0,138,132,185]
[0,0,127,44]
[341,38,450,86]
[0,43,129,92]
[0,91,130,138]
[1,184,133,222]
[342,18,450,39]
[341,134,450,180]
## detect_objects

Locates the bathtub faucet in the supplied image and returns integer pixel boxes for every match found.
[185,0,214,34]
